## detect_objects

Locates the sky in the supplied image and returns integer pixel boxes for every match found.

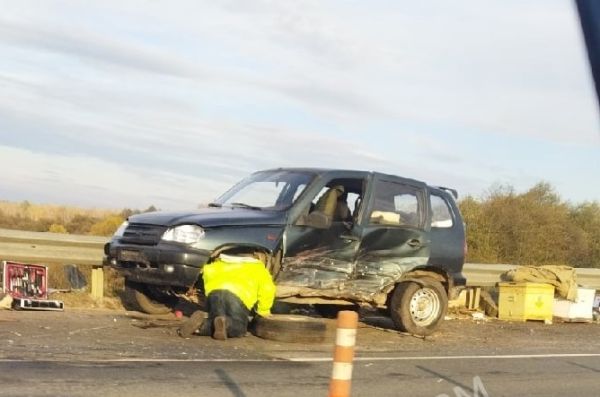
[0,0,598,210]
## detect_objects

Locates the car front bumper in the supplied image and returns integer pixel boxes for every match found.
[104,241,210,288]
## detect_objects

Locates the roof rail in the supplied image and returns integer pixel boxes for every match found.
[435,186,458,199]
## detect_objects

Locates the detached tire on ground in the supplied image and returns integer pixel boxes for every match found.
[389,279,448,337]
[123,280,176,315]
[253,314,333,343]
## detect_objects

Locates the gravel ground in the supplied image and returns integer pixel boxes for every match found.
[1,307,599,361]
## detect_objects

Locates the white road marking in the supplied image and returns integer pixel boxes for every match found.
[0,353,600,363]
[291,353,600,362]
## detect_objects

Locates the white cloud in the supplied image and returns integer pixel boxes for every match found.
[0,145,233,209]
[0,0,597,207]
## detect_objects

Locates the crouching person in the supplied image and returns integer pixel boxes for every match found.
[178,252,275,340]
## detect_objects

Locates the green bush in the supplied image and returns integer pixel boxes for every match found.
[460,183,600,268]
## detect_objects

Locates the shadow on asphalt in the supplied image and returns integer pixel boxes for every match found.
[215,368,247,397]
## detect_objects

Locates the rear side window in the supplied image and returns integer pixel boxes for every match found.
[430,194,453,228]
[369,180,422,227]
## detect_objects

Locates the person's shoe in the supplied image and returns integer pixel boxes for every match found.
[213,316,228,340]
[178,311,205,338]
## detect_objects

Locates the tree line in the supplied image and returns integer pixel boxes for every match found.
[1,182,599,268]
[459,182,600,268]
[0,200,157,237]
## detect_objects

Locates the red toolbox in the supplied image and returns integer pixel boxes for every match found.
[1,261,63,310]
[2,261,48,299]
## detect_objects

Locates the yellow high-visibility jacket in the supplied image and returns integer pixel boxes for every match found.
[203,254,276,317]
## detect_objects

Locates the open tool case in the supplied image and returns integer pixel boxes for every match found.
[1,261,64,310]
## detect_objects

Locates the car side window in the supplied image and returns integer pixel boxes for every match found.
[291,184,308,202]
[369,180,422,227]
[297,178,366,225]
[346,192,360,215]
[430,194,454,228]
[309,187,359,209]
[310,187,329,207]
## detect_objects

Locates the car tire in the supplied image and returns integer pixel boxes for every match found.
[389,280,448,336]
[123,280,175,315]
[253,314,333,343]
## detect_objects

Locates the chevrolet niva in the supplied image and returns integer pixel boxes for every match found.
[105,168,466,336]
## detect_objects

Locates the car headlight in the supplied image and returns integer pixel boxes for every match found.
[162,225,205,245]
[113,221,129,238]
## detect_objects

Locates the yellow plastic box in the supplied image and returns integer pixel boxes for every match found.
[498,282,555,324]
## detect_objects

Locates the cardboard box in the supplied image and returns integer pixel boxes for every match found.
[554,287,596,321]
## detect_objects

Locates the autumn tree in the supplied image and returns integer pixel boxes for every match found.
[569,202,600,268]
[48,224,68,234]
[460,182,599,268]
[89,215,125,236]
[66,215,97,234]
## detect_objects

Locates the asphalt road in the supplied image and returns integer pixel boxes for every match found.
[1,309,599,396]
[1,355,600,396]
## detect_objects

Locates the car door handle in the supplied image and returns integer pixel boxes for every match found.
[341,235,360,242]
[407,239,422,248]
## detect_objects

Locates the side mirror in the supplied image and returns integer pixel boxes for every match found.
[299,211,331,229]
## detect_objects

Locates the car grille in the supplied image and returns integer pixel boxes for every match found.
[120,223,167,245]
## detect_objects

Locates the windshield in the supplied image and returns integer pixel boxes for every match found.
[214,170,316,211]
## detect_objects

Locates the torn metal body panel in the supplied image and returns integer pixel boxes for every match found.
[276,247,430,306]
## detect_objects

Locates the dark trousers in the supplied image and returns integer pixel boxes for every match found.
[199,289,250,338]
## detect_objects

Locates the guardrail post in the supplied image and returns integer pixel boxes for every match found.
[328,310,358,397]
[91,265,104,301]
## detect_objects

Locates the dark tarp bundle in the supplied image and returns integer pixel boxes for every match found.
[64,264,87,291]
[502,265,578,301]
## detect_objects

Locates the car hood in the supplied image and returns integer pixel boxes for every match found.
[128,207,287,228]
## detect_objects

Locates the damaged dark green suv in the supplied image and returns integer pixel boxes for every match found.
[105,168,466,335]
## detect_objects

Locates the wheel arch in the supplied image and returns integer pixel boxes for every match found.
[400,266,452,291]
[382,266,452,308]
[208,243,282,276]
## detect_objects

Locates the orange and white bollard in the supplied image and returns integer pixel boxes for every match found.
[328,310,359,397]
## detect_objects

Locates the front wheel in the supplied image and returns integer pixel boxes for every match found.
[389,280,448,336]
[123,280,176,314]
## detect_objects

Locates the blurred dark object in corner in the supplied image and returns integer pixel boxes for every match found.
[64,264,87,291]
[576,0,600,110]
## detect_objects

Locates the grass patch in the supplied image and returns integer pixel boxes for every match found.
[46,263,124,297]
[43,263,126,309]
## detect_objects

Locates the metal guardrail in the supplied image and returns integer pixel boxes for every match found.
[0,228,599,289]
[0,228,106,266]
[464,263,600,290]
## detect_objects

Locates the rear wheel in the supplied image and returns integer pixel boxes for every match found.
[124,280,176,314]
[389,280,447,336]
